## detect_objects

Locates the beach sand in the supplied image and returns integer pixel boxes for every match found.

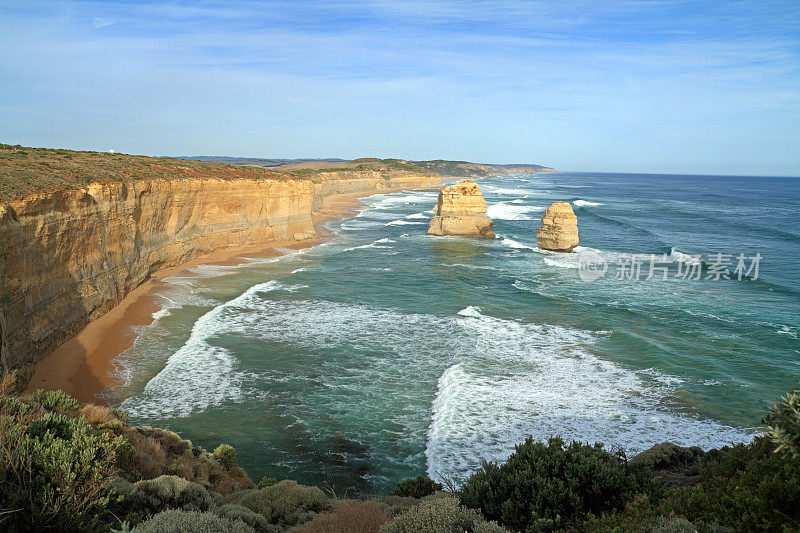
[24,188,412,404]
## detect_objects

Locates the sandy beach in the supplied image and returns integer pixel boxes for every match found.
[24,188,419,404]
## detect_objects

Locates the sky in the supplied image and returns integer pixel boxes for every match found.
[1,1,799,175]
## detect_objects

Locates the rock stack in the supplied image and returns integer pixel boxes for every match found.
[428,180,495,237]
[536,201,579,252]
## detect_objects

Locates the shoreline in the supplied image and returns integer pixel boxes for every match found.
[24,187,423,404]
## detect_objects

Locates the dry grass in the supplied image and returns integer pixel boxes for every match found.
[80,403,120,426]
[299,500,391,533]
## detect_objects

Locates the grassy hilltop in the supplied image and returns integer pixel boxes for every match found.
[0,144,442,202]
[0,144,553,203]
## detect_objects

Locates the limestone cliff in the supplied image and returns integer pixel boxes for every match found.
[536,201,579,252]
[428,180,494,237]
[0,171,440,377]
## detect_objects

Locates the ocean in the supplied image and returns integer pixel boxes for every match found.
[113,172,799,494]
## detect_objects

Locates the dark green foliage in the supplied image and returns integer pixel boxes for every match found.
[666,436,800,531]
[380,497,509,533]
[30,388,81,411]
[130,509,255,532]
[765,384,800,458]
[585,436,800,532]
[214,443,239,471]
[392,475,443,498]
[459,437,651,532]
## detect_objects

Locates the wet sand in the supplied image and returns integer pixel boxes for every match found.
[24,188,413,404]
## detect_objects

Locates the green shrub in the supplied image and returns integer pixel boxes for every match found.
[392,475,443,498]
[380,497,508,533]
[30,388,81,411]
[649,514,697,533]
[130,509,255,532]
[230,479,331,528]
[0,400,122,531]
[258,476,278,489]
[214,504,271,531]
[766,384,800,458]
[630,443,706,488]
[214,443,239,471]
[125,474,214,514]
[459,437,651,532]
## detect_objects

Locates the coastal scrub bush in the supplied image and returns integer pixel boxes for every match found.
[214,443,239,471]
[30,388,80,411]
[300,500,391,533]
[391,475,443,498]
[629,442,705,488]
[380,497,508,533]
[230,479,331,528]
[125,474,214,514]
[130,509,255,533]
[214,504,272,531]
[0,391,122,531]
[765,384,800,458]
[459,437,651,532]
[664,436,800,530]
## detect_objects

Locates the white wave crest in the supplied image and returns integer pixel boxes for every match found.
[121,280,286,419]
[486,202,543,220]
[499,236,537,251]
[572,200,603,207]
[386,219,427,226]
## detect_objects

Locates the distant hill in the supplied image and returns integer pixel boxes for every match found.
[411,160,555,177]
[181,156,555,176]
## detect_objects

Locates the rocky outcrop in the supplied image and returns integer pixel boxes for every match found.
[536,201,579,252]
[427,180,494,237]
[0,172,440,376]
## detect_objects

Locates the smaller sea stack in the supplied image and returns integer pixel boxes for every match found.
[536,201,579,252]
[428,180,494,237]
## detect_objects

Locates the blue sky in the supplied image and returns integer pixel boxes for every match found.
[1,1,798,175]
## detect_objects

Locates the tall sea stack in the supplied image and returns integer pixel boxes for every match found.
[428,180,494,237]
[536,201,579,252]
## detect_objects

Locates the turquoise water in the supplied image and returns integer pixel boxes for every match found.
[114,172,799,494]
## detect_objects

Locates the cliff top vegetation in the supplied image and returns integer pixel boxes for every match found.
[0,145,435,202]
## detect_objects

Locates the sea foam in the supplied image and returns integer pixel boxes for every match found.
[425,307,754,484]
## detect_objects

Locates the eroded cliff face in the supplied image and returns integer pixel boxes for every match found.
[0,172,440,376]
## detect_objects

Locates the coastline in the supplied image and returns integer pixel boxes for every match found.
[23,187,421,404]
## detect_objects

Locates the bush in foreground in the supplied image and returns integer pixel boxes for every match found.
[129,509,254,533]
[391,475,443,498]
[0,378,122,532]
[766,385,800,459]
[585,436,800,531]
[459,437,652,532]
[227,479,331,529]
[380,497,508,533]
